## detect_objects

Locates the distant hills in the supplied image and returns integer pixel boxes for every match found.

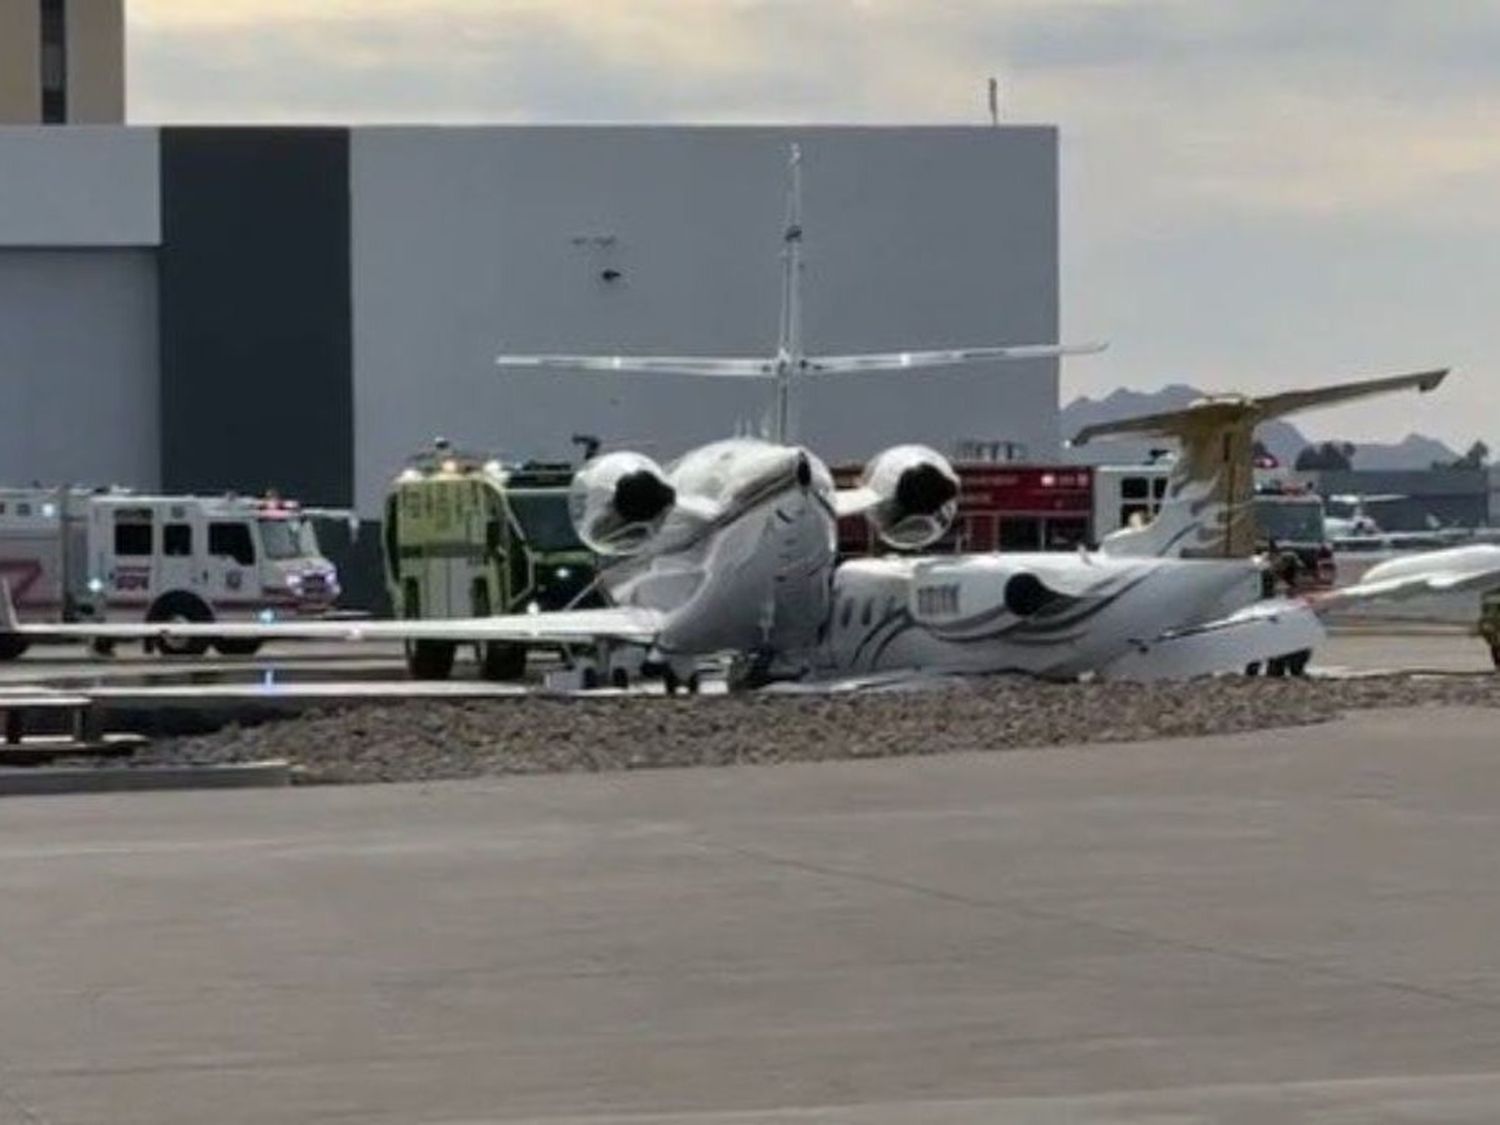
[1060,385,1459,470]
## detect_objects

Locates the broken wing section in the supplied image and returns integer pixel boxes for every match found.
[1102,598,1325,682]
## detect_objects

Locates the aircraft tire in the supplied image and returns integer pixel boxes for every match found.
[406,640,456,680]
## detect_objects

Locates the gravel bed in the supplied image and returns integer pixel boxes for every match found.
[114,674,1500,786]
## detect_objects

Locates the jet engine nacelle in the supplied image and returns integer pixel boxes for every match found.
[860,445,961,550]
[569,452,677,556]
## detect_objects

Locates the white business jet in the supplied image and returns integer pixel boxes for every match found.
[8,369,1498,686]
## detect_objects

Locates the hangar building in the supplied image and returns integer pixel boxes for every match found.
[0,124,1063,605]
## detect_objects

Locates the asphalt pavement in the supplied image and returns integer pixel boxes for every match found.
[2,707,1500,1122]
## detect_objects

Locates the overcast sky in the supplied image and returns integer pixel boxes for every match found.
[126,0,1499,451]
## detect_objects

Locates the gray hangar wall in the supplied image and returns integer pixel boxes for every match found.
[0,127,160,488]
[350,126,1061,515]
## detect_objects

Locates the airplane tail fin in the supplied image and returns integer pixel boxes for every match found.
[1072,368,1448,559]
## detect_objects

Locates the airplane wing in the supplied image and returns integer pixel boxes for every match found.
[1104,597,1326,681]
[0,583,664,648]
[806,341,1106,374]
[1311,544,1500,611]
[497,354,773,377]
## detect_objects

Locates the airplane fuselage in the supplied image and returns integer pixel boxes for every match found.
[599,439,839,663]
[815,552,1262,681]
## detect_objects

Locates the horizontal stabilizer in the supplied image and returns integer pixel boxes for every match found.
[1072,368,1448,446]
[807,341,1106,374]
[499,342,1106,379]
[498,354,774,377]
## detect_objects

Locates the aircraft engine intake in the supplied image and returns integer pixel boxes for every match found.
[1003,572,1058,617]
[860,445,961,550]
[569,452,676,556]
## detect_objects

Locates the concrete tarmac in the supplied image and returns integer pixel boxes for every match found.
[3,708,1500,1122]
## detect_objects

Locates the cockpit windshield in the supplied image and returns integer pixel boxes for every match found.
[258,518,316,560]
[1254,498,1325,544]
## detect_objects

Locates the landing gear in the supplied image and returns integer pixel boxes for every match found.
[1248,649,1311,678]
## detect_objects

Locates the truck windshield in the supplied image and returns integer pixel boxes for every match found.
[258,518,309,560]
[1255,498,1325,544]
[508,492,584,552]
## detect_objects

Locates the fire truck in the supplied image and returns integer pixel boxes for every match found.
[0,487,343,659]
[837,463,1094,555]
[383,443,599,681]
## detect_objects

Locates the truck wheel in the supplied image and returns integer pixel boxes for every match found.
[480,641,526,682]
[214,638,264,657]
[406,640,455,681]
[1286,649,1312,677]
[147,593,212,657]
[0,635,29,661]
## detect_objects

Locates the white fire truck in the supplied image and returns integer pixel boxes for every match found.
[0,487,343,659]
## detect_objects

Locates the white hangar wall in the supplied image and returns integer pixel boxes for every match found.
[350,126,1060,515]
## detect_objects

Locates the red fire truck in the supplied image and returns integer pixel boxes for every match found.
[837,464,1094,555]
[837,460,1336,588]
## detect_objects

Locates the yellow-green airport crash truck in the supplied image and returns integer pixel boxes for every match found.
[1481,589,1500,669]
[382,443,598,680]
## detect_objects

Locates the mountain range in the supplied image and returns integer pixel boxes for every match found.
[1060,385,1460,470]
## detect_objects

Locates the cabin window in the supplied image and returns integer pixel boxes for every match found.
[113,510,153,556]
[209,522,256,566]
[163,523,193,557]
[1152,477,1168,499]
[1121,477,1150,500]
